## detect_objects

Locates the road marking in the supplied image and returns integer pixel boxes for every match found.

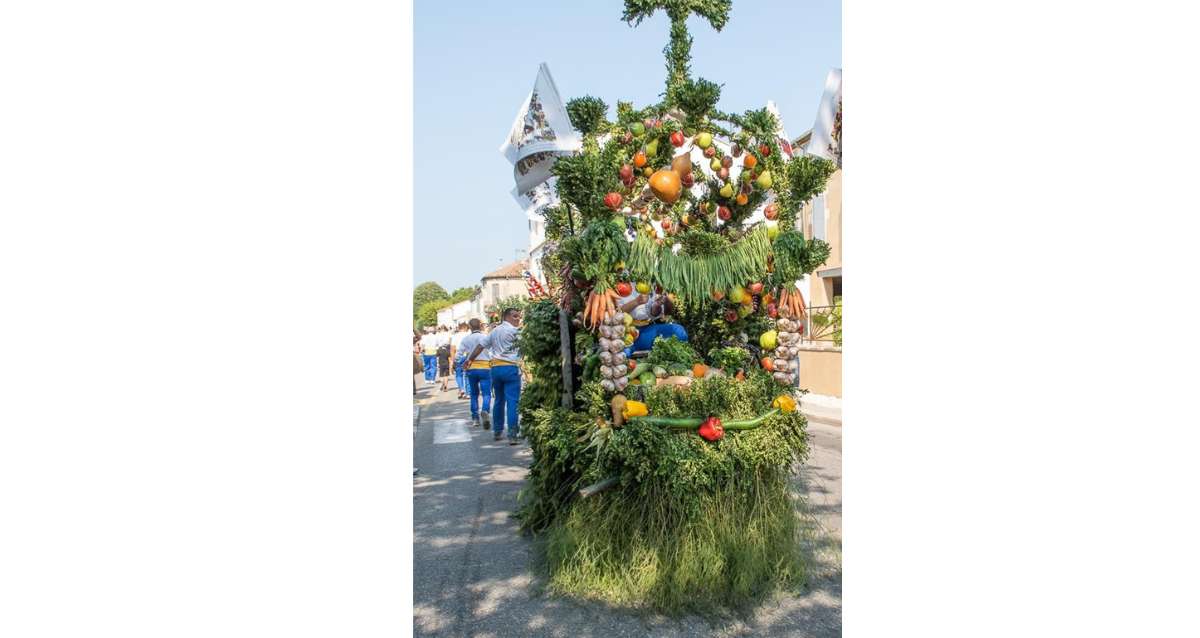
[433,418,471,444]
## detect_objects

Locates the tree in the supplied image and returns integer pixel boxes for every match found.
[413,281,449,328]
[449,286,479,304]
[417,299,450,329]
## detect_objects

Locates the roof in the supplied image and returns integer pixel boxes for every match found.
[482,259,528,280]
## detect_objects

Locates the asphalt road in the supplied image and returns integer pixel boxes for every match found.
[412,381,842,637]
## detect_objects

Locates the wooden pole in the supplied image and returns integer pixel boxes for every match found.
[559,307,573,409]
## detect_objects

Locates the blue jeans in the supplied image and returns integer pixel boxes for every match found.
[454,355,467,391]
[466,368,492,420]
[624,323,688,356]
[490,364,521,438]
[422,355,437,382]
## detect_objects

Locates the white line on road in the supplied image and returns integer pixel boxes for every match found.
[433,418,471,444]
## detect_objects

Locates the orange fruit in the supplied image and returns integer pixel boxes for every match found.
[743,154,758,169]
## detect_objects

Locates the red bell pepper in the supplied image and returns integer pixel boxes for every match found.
[698,416,724,442]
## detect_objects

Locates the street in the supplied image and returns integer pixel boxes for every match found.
[413,382,842,637]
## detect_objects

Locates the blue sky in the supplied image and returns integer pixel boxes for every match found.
[414,0,841,292]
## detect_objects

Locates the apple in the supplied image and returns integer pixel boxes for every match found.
[670,131,685,147]
[742,154,758,169]
[711,289,726,301]
[718,205,732,221]
[766,303,779,318]
[696,132,713,148]
[619,164,634,181]
[732,143,742,157]
[661,219,672,230]
[704,146,717,159]
[636,281,651,294]
[654,119,663,129]
[615,281,633,296]
[631,122,645,136]
[680,172,694,188]
[719,183,734,198]
[604,192,622,210]
[719,167,730,181]
[729,285,745,303]
[748,282,764,295]
[722,155,733,168]
[756,170,773,189]
[643,118,654,130]
[764,203,778,220]
[759,143,771,156]
[725,309,739,322]
[622,175,635,188]
[622,131,633,144]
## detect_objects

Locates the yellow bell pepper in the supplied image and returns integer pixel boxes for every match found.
[772,395,798,413]
[621,400,648,420]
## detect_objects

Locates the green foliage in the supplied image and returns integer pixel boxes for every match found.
[565,220,629,290]
[622,0,732,109]
[675,77,722,125]
[413,281,450,328]
[776,155,837,230]
[416,299,447,329]
[566,96,609,136]
[628,226,769,303]
[449,286,478,304]
[707,346,747,372]
[517,299,566,422]
[551,145,623,222]
[809,296,842,346]
[771,231,832,284]
[678,229,729,257]
[645,336,699,369]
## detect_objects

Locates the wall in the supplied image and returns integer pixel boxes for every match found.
[797,344,841,397]
[803,169,842,307]
[478,277,528,310]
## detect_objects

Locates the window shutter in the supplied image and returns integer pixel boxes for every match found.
[812,194,827,241]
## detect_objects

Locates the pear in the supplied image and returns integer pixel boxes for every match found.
[719,182,734,198]
[696,132,713,148]
[755,170,773,189]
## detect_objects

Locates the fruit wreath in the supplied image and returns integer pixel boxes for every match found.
[511,0,837,614]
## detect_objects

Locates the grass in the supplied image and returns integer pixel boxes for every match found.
[539,473,806,615]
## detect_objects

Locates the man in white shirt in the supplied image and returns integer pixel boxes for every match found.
[419,328,439,384]
[458,319,493,428]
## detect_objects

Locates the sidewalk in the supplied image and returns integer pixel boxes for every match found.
[800,392,841,427]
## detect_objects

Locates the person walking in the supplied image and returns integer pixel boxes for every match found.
[458,319,492,428]
[419,327,438,384]
[465,307,522,445]
[450,322,469,399]
[436,337,452,393]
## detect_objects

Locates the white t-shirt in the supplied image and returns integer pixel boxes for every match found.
[420,333,439,355]
[618,290,663,323]
[450,332,467,356]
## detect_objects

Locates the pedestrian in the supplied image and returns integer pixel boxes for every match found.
[413,331,422,396]
[458,318,492,428]
[451,322,469,399]
[465,307,522,445]
[436,337,452,392]
[419,327,438,384]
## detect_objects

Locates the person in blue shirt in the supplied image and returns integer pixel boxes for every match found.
[464,307,523,445]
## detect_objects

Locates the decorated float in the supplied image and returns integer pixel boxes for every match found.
[508,0,838,613]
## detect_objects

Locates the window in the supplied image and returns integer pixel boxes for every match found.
[491,283,499,301]
[824,276,842,303]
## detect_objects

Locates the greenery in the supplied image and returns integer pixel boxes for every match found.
[567,96,609,136]
[516,299,566,423]
[621,0,732,108]
[678,229,729,257]
[645,336,699,369]
[809,296,842,347]
[776,155,837,230]
[520,370,808,613]
[628,226,770,304]
[551,146,623,223]
[413,281,449,329]
[707,346,747,373]
[449,286,479,304]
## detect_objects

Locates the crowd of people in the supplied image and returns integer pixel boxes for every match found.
[413,307,524,445]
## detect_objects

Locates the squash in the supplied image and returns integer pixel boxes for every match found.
[621,400,648,420]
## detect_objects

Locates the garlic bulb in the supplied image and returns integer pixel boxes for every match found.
[599,351,613,365]
[600,379,616,392]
